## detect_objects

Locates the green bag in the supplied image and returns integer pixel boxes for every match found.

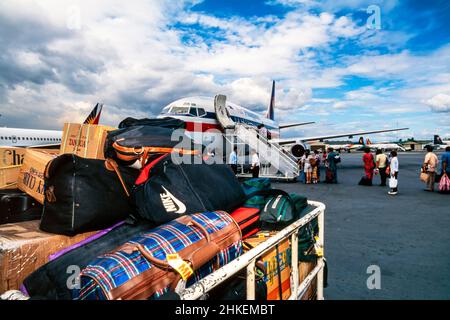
[260,190,308,230]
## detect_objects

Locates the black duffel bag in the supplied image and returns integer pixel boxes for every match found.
[118,117,186,129]
[104,124,199,167]
[132,154,246,225]
[40,154,140,236]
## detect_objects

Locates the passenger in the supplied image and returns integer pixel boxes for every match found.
[423,145,439,192]
[441,146,450,177]
[313,149,321,183]
[257,124,268,140]
[298,153,306,183]
[229,146,238,174]
[304,150,313,184]
[325,147,339,183]
[388,150,399,195]
[250,150,260,178]
[361,147,375,186]
[375,149,389,186]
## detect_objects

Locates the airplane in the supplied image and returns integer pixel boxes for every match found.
[0,103,103,147]
[362,138,406,152]
[158,81,409,158]
[424,135,450,150]
[326,137,366,153]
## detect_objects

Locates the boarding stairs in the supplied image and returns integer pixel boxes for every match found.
[225,125,299,180]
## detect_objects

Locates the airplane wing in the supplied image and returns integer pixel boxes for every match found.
[279,122,315,129]
[276,128,409,145]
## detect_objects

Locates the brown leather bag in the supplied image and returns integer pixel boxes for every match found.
[79,212,242,300]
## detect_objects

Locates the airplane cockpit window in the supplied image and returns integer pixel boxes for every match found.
[161,106,171,114]
[170,106,190,114]
[189,108,197,116]
[197,108,206,117]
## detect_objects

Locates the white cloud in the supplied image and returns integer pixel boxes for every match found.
[425,94,450,113]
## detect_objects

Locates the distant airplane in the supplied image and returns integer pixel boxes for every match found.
[364,138,406,152]
[424,135,450,150]
[158,81,409,157]
[0,103,103,147]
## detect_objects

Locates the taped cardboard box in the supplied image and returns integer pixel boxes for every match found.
[60,123,116,160]
[245,232,317,300]
[17,150,58,204]
[245,235,292,300]
[1,147,59,168]
[0,165,21,190]
[0,220,98,292]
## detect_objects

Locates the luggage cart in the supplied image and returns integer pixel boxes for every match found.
[178,200,326,300]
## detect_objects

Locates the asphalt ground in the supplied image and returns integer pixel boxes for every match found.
[272,151,450,300]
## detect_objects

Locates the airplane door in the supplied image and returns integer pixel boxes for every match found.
[214,94,235,130]
[12,135,17,144]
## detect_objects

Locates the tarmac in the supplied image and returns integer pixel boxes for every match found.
[273,151,450,300]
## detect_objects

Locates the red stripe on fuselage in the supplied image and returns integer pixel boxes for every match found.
[184,121,280,138]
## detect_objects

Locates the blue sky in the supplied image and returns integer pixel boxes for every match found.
[0,0,449,141]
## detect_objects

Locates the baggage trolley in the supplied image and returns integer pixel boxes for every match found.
[178,200,326,300]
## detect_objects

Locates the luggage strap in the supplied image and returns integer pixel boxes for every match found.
[242,189,296,211]
[105,158,130,197]
[112,142,199,168]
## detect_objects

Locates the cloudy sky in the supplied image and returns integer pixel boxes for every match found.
[0,0,449,141]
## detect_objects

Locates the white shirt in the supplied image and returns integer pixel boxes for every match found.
[251,153,260,167]
[390,157,399,174]
[229,151,237,165]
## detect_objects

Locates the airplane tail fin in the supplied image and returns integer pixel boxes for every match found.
[358,136,365,145]
[434,135,443,145]
[265,80,275,121]
[366,138,372,145]
[83,103,103,125]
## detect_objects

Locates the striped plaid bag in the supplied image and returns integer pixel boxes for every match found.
[77,211,242,300]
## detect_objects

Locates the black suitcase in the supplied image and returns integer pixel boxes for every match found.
[0,189,42,225]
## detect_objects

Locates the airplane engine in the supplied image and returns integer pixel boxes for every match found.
[290,143,306,157]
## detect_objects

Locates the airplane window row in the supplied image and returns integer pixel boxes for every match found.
[0,136,61,142]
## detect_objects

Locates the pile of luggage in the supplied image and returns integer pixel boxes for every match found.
[0,117,324,300]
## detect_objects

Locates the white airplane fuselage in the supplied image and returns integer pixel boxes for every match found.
[157,96,280,146]
[0,127,62,147]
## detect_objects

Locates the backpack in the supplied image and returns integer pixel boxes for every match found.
[258,189,308,231]
[334,154,341,163]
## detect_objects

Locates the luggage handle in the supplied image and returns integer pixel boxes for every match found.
[135,219,220,271]
[105,158,130,197]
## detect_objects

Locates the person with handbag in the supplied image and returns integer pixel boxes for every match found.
[423,145,439,192]
[388,150,399,195]
[375,149,389,186]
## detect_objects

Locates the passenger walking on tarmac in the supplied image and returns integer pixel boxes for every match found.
[250,150,260,178]
[304,150,313,184]
[388,150,399,195]
[442,146,450,176]
[360,147,375,186]
[423,145,439,192]
[375,149,389,186]
[229,146,238,174]
[313,149,321,183]
[325,147,340,183]
[297,153,306,183]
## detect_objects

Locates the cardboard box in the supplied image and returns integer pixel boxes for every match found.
[245,232,318,300]
[1,147,59,168]
[246,235,292,300]
[60,123,116,160]
[0,220,98,292]
[0,165,21,189]
[17,150,58,204]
